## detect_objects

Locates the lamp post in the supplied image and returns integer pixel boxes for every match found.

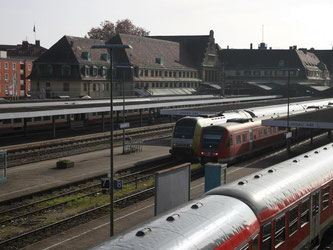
[280,68,300,157]
[91,44,132,237]
[116,65,134,154]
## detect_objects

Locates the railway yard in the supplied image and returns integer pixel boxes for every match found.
[2,95,333,249]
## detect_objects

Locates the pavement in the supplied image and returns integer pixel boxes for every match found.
[0,139,171,203]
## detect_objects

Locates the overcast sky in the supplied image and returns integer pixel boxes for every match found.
[1,0,333,50]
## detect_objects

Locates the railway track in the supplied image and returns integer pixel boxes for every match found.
[0,123,174,167]
[0,157,185,249]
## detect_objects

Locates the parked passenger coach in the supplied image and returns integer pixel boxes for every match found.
[91,143,333,249]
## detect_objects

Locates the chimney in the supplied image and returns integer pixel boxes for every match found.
[250,43,253,50]
[293,45,297,50]
[269,47,272,50]
[227,45,229,49]
[289,46,293,50]
[22,41,29,49]
[35,40,40,47]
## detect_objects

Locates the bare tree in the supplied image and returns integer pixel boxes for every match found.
[86,19,149,40]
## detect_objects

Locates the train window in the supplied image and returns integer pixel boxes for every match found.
[301,199,310,227]
[25,118,32,122]
[239,243,249,250]
[264,129,267,136]
[34,117,42,122]
[2,119,12,124]
[273,127,277,133]
[258,130,263,138]
[14,118,22,123]
[242,134,247,142]
[249,131,253,140]
[227,135,233,147]
[252,235,259,250]
[43,116,51,121]
[236,135,241,144]
[269,127,272,135]
[289,206,298,236]
[60,115,66,119]
[322,185,330,211]
[275,215,285,247]
[262,223,271,250]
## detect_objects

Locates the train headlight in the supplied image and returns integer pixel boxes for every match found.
[200,152,204,155]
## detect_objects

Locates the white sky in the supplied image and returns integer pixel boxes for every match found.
[1,0,333,50]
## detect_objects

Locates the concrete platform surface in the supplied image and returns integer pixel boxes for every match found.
[0,139,170,203]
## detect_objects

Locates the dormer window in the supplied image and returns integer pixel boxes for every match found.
[101,66,107,77]
[101,53,110,62]
[155,58,163,65]
[82,52,91,61]
[83,65,90,76]
[91,66,98,76]
[47,64,53,76]
[61,65,71,76]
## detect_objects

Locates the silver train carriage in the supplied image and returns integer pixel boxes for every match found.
[92,142,333,250]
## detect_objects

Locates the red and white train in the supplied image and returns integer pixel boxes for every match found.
[198,117,288,164]
[91,143,333,249]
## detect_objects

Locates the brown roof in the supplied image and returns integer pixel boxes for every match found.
[219,49,304,69]
[34,36,109,67]
[149,34,211,68]
[109,33,195,70]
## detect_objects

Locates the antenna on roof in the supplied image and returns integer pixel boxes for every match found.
[262,24,264,43]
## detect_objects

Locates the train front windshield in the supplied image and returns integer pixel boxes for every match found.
[202,127,224,152]
[173,118,197,139]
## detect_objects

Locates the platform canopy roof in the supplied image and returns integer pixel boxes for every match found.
[262,106,333,129]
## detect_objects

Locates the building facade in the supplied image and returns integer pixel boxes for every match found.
[0,40,46,98]
[30,36,111,98]
[30,31,220,98]
[218,44,331,95]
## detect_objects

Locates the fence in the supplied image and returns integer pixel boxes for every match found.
[124,137,143,154]
[0,150,7,183]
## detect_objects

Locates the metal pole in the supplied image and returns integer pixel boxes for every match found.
[287,70,291,156]
[102,113,105,132]
[23,118,27,137]
[52,116,56,139]
[122,70,125,154]
[109,49,114,237]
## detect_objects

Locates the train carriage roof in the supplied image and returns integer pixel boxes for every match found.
[91,195,258,250]
[207,143,333,222]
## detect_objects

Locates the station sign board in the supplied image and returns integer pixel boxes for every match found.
[119,122,130,129]
[114,180,123,190]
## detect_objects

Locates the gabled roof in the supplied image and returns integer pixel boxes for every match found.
[296,49,321,70]
[149,34,211,68]
[34,36,109,66]
[109,33,195,70]
[219,49,304,69]
[312,49,333,73]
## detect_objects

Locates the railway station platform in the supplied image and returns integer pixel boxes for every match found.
[0,139,170,203]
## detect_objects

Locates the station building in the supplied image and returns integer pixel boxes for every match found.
[28,31,332,99]
[29,30,220,98]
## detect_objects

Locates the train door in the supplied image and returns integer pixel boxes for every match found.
[249,129,253,152]
[310,190,320,242]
